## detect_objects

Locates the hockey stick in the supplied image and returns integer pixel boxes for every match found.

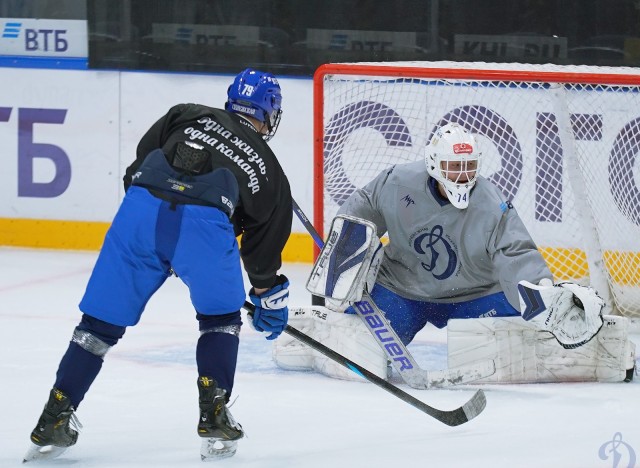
[242,301,486,426]
[292,199,495,389]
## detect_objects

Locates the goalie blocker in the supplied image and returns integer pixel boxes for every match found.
[306,215,383,309]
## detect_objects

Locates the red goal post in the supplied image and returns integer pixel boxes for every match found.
[313,61,640,317]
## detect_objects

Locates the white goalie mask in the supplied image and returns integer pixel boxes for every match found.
[425,123,481,209]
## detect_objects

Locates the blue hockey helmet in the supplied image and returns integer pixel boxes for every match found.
[225,68,283,141]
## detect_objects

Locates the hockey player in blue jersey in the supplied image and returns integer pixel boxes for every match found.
[25,68,293,462]
[277,123,634,385]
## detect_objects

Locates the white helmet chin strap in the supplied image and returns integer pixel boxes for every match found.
[440,179,473,209]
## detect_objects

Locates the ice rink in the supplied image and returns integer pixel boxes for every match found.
[1,246,638,468]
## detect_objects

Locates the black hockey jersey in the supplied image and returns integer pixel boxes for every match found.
[124,103,292,289]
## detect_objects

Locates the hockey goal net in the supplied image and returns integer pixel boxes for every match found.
[313,61,640,318]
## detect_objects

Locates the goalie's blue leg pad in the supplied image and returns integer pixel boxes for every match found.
[54,314,126,408]
[196,312,242,396]
[347,284,519,345]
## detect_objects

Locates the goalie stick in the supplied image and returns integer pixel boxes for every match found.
[292,199,495,389]
[243,301,486,426]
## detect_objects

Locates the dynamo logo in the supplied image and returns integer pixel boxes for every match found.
[2,22,21,39]
[412,225,458,280]
[598,432,636,468]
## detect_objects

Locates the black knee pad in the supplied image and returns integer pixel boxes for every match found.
[197,311,242,335]
[77,314,127,347]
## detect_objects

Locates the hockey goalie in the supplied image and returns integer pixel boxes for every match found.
[274,123,636,384]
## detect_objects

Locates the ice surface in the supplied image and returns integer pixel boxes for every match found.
[1,247,638,467]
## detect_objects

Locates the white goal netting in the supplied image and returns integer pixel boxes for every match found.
[314,61,640,317]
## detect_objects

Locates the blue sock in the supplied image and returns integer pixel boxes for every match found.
[54,314,126,408]
[197,333,239,395]
[54,342,104,408]
[196,312,241,396]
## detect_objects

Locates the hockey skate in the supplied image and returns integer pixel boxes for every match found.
[197,376,244,461]
[23,388,82,463]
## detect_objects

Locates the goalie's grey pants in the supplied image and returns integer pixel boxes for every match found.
[346,283,519,344]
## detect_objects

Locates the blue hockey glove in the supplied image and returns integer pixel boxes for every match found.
[249,275,289,340]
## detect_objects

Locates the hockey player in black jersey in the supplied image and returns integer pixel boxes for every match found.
[25,68,293,462]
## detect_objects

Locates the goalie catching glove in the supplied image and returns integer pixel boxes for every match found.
[518,280,604,349]
[249,274,289,340]
[306,215,383,307]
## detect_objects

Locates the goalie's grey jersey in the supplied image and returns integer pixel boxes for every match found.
[338,161,552,310]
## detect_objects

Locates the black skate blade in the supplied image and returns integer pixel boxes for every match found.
[23,442,68,463]
[200,438,238,461]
